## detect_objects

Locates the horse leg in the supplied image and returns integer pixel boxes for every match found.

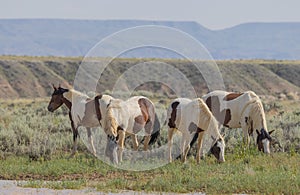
[241,123,250,147]
[183,141,190,163]
[131,134,139,151]
[143,135,151,151]
[196,132,205,163]
[87,127,96,157]
[117,130,125,163]
[70,128,78,158]
[168,128,175,163]
[143,119,153,151]
[181,134,190,163]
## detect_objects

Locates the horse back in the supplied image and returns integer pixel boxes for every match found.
[108,96,156,134]
[167,98,192,129]
[202,90,259,128]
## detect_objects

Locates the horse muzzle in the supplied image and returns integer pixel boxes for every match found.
[47,106,54,112]
[264,149,271,154]
[218,156,225,163]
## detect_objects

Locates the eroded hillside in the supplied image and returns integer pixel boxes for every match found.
[0,56,299,99]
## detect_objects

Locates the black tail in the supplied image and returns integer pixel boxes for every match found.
[148,113,161,145]
[189,132,199,148]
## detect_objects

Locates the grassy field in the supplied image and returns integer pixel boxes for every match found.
[0,152,299,194]
[0,96,299,193]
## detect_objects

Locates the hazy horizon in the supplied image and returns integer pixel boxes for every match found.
[1,0,300,30]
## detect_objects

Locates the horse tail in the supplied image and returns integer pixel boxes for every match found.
[189,132,199,148]
[148,113,161,145]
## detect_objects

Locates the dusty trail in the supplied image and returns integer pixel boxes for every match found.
[0,180,204,195]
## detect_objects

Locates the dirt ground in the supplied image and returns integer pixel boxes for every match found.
[0,180,204,195]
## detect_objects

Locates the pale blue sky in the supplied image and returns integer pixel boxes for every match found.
[1,0,300,30]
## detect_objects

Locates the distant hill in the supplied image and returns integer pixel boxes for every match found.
[0,56,299,99]
[1,19,300,59]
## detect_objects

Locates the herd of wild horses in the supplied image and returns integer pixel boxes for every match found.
[47,84,274,164]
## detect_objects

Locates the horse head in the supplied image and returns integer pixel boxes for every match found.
[256,128,275,154]
[209,135,226,163]
[47,84,70,112]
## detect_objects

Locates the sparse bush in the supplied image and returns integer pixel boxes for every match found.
[0,128,17,154]
[0,100,77,158]
[0,97,299,161]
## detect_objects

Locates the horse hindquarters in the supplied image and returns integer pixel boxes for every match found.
[138,97,160,149]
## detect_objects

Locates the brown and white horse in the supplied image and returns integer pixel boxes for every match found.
[47,85,116,160]
[201,90,274,153]
[104,96,160,163]
[167,98,225,163]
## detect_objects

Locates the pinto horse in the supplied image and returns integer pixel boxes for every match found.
[167,98,225,163]
[104,96,160,163]
[200,90,274,153]
[47,85,116,160]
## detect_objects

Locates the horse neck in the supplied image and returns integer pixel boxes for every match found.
[197,98,222,139]
[208,116,222,140]
[62,98,72,110]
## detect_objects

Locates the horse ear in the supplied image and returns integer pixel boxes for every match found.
[62,88,69,93]
[58,83,61,88]
[52,83,57,90]
[269,130,275,135]
[256,129,260,135]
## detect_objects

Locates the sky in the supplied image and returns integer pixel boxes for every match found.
[1,0,300,30]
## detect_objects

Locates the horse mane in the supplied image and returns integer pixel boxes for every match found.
[63,88,89,101]
[104,102,119,137]
[196,98,222,140]
[107,99,123,109]
[70,89,89,98]
[246,91,260,99]
[248,98,267,131]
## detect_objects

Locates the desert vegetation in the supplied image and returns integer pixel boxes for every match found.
[0,56,299,193]
[0,93,299,193]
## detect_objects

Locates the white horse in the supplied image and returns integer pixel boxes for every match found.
[104,96,160,163]
[201,90,274,153]
[47,85,117,162]
[167,98,225,163]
